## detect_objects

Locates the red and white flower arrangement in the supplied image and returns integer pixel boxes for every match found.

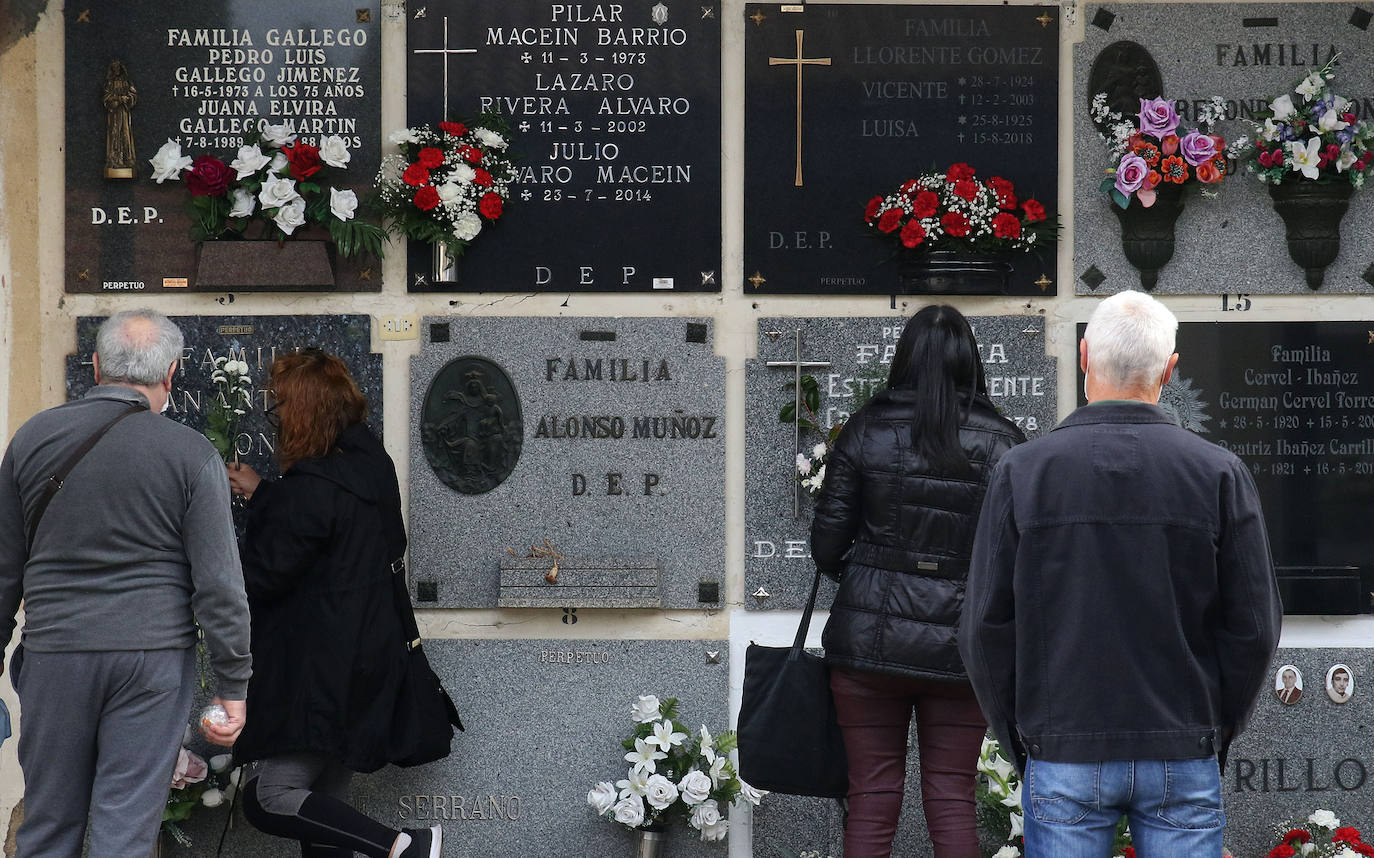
[148,125,384,259]
[1264,810,1373,858]
[1090,94,1233,208]
[375,114,517,257]
[864,164,1052,254]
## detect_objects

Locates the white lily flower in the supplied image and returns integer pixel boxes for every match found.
[646,719,688,751]
[1318,108,1349,133]
[1010,811,1024,838]
[993,847,1022,858]
[624,737,667,774]
[1001,782,1022,809]
[616,768,650,799]
[1337,147,1359,172]
[1287,137,1323,180]
[1296,73,1324,100]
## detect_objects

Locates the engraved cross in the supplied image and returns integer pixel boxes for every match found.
[412,16,477,117]
[769,29,830,187]
[766,329,831,518]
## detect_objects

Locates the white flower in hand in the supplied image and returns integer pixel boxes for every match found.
[261,122,297,147]
[149,139,192,183]
[1287,137,1323,180]
[200,787,224,807]
[259,174,300,209]
[208,754,233,773]
[230,144,271,179]
[736,779,766,806]
[644,774,679,810]
[646,719,687,752]
[631,695,662,723]
[452,213,482,242]
[587,781,617,815]
[227,188,256,218]
[1009,811,1024,838]
[329,187,358,221]
[318,135,352,168]
[1270,94,1296,121]
[611,794,646,828]
[616,768,649,799]
[1309,809,1340,829]
[1000,782,1022,809]
[993,847,1021,858]
[678,769,712,805]
[625,738,667,774]
[796,453,812,475]
[274,198,307,235]
[812,442,828,460]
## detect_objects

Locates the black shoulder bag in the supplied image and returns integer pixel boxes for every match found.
[737,565,849,798]
[387,557,464,767]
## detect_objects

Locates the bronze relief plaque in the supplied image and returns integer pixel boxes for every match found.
[422,356,523,494]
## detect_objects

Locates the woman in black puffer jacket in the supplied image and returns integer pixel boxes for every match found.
[811,306,1024,858]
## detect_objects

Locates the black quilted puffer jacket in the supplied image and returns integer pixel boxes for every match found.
[812,388,1024,682]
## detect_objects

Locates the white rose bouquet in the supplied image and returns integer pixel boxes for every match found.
[587,695,765,843]
[204,355,253,463]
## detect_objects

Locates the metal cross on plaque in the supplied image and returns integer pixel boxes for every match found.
[412,16,477,117]
[768,29,831,187]
[766,329,831,518]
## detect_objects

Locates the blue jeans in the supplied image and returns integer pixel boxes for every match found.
[1023,756,1225,858]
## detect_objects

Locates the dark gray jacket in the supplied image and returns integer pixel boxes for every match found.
[0,386,251,698]
[960,401,1281,770]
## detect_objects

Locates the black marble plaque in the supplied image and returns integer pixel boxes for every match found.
[66,315,382,483]
[64,2,382,294]
[405,0,722,293]
[744,3,1059,295]
[1078,321,1374,610]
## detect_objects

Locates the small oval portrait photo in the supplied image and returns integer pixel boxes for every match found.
[1327,664,1355,704]
[1275,665,1304,705]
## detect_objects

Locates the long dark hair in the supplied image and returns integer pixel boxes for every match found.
[886,305,989,475]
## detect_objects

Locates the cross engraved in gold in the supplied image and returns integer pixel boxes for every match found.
[77,9,91,22]
[359,267,373,280]
[356,9,372,23]
[749,9,767,26]
[1036,12,1054,27]
[748,271,767,289]
[769,29,831,187]
[1035,274,1052,291]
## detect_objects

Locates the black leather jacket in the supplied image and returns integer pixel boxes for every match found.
[812,389,1024,682]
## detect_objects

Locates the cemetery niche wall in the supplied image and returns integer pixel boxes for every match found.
[1074,3,1374,294]
[405,0,721,293]
[744,3,1060,295]
[63,1,383,293]
[744,316,1056,612]
[409,317,726,610]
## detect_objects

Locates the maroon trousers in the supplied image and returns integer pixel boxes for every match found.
[829,667,988,858]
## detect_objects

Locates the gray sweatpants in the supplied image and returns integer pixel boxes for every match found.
[13,647,195,858]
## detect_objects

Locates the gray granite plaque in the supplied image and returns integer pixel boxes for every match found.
[1073,3,1374,294]
[409,317,725,609]
[744,316,1055,611]
[66,315,382,483]
[168,639,730,858]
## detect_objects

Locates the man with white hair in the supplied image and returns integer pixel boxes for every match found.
[0,309,251,858]
[960,290,1281,858]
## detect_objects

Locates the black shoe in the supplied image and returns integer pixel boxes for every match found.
[396,826,443,858]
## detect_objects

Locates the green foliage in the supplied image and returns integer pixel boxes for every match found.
[779,375,823,432]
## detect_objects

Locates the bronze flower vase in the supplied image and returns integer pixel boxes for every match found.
[1267,181,1353,290]
[1112,182,1185,290]
[897,251,1014,294]
[431,243,461,284]
[635,824,667,858]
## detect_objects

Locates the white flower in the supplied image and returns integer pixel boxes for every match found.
[678,769,712,806]
[318,135,351,168]
[1318,108,1349,133]
[587,781,618,815]
[1337,147,1359,172]
[1287,137,1323,180]
[436,182,462,204]
[1001,782,1022,809]
[274,198,307,235]
[631,695,662,723]
[389,127,421,145]
[625,737,667,774]
[812,442,828,460]
[230,144,271,179]
[646,719,688,752]
[707,754,728,788]
[261,123,297,146]
[1009,811,1024,839]
[449,162,477,184]
[259,174,301,209]
[736,779,766,806]
[699,815,729,842]
[227,188,256,218]
[208,754,233,773]
[796,453,812,475]
[1308,809,1340,829]
[1296,73,1324,100]
[1270,94,1296,121]
[149,139,192,183]
[329,187,358,222]
[611,794,645,828]
[689,798,723,832]
[616,768,649,799]
[644,774,679,810]
[1260,118,1281,143]
[200,788,224,808]
[698,725,715,757]
[814,464,826,485]
[1336,848,1361,858]
[993,847,1021,858]
[269,152,289,174]
[452,213,482,242]
[474,127,508,149]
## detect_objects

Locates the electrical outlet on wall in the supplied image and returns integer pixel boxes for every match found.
[378,314,419,341]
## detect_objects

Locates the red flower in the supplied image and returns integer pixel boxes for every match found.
[912,190,940,219]
[1143,170,1162,190]
[991,212,1021,239]
[185,155,232,197]
[460,145,483,163]
[282,141,322,179]
[1195,159,1224,184]
[418,147,445,169]
[1160,155,1189,183]
[1354,842,1374,857]
[439,121,467,136]
[1132,139,1162,167]
[864,195,884,222]
[1282,830,1311,844]
[402,163,431,187]
[952,179,979,201]
[1022,199,1046,223]
[899,219,927,248]
[473,168,494,187]
[877,208,904,233]
[940,211,970,237]
[1333,827,1362,844]
[1343,112,1357,124]
[988,176,1017,209]
[413,185,440,211]
[945,162,975,181]
[1267,845,1295,858]
[479,191,504,220]
[1256,147,1275,168]
[1122,848,1136,858]
[1161,133,1180,155]
[899,179,921,196]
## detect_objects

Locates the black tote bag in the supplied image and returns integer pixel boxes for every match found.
[737,566,849,798]
[388,560,465,768]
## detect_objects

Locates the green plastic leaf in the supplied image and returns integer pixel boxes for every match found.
[1111,189,1130,210]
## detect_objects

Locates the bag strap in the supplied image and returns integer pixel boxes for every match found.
[26,402,145,552]
[789,565,826,656]
[389,556,423,650]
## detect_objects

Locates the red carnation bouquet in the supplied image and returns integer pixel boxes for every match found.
[1264,811,1374,858]
[375,113,517,258]
[864,163,1055,254]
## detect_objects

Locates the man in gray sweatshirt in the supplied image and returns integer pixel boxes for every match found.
[0,309,252,858]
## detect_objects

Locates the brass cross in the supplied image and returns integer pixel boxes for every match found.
[769,29,830,187]
[749,9,767,26]
[1036,11,1054,27]
[76,9,91,22]
[766,329,831,518]
[1035,274,1052,290]
[747,271,767,289]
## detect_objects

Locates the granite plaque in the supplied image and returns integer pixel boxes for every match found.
[745,316,1056,611]
[744,4,1060,295]
[405,0,721,293]
[1073,3,1374,294]
[64,1,382,293]
[409,318,725,608]
[66,315,382,483]
[169,639,730,858]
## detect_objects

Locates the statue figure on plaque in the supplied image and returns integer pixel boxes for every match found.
[421,358,524,495]
[103,60,137,179]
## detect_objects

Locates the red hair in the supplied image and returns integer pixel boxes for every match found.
[270,349,366,470]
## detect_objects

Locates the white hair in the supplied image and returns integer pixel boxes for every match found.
[95,309,184,386]
[1083,290,1177,390]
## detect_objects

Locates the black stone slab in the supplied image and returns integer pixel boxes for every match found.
[64,2,382,294]
[405,0,721,293]
[744,3,1059,295]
